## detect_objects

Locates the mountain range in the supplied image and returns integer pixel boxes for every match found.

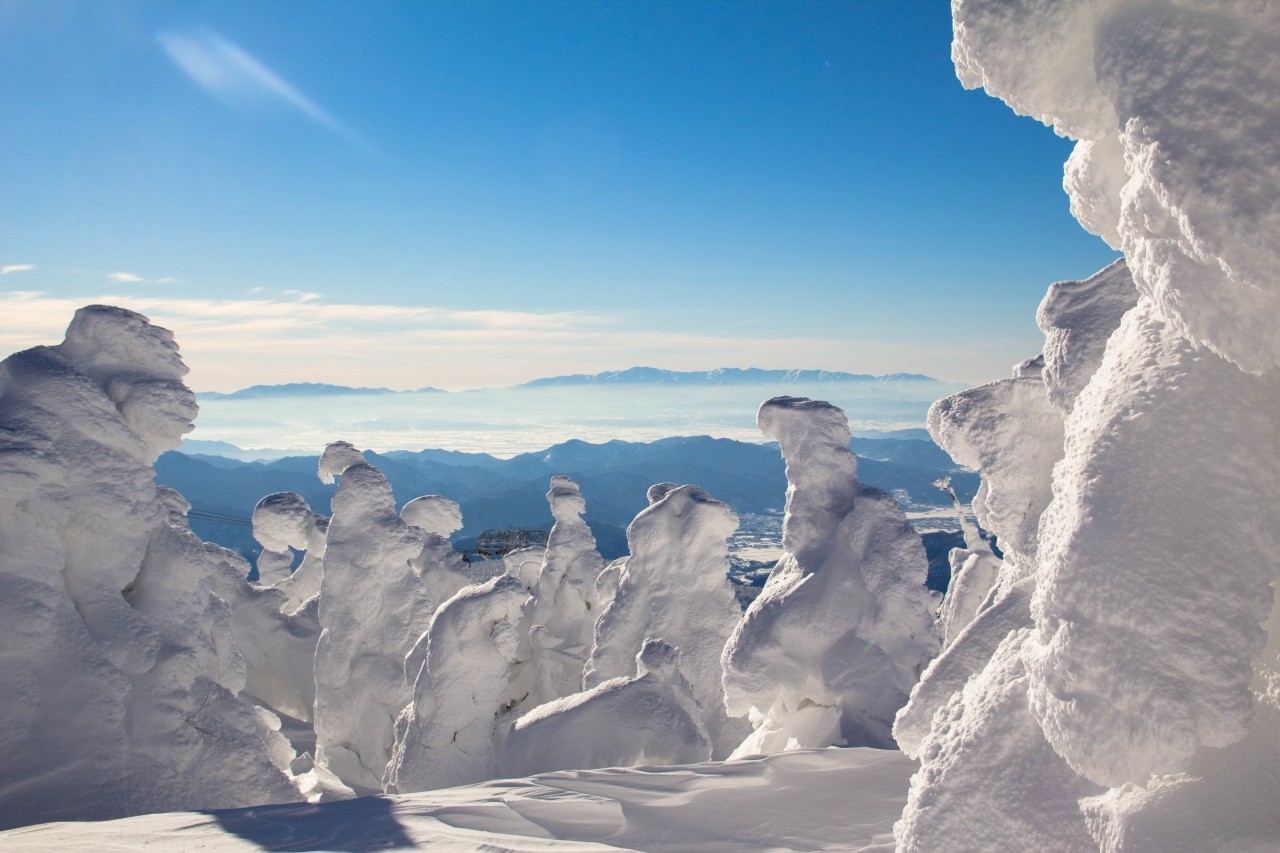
[195,367,953,399]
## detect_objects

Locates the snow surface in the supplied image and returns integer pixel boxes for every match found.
[722,397,938,755]
[1,747,916,853]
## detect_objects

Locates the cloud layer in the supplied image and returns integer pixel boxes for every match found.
[0,291,981,391]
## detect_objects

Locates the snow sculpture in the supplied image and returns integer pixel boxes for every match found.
[385,574,529,793]
[251,491,329,608]
[898,3,1280,849]
[501,638,711,777]
[721,397,938,756]
[523,477,607,707]
[585,483,749,758]
[0,306,297,829]
[311,445,470,792]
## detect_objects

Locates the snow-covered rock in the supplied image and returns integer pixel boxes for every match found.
[722,397,938,755]
[0,306,297,829]
[502,639,711,777]
[386,574,529,793]
[585,484,749,758]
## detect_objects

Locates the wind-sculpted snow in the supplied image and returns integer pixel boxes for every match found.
[386,574,529,793]
[955,0,1280,374]
[1026,301,1280,786]
[502,639,711,777]
[311,444,472,792]
[251,491,328,608]
[896,3,1280,849]
[1037,259,1139,415]
[722,397,938,755]
[0,306,296,829]
[523,477,607,709]
[584,484,749,758]
[934,481,1001,649]
[400,494,463,537]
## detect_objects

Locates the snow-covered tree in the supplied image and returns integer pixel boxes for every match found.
[585,482,749,757]
[0,306,298,829]
[722,396,938,756]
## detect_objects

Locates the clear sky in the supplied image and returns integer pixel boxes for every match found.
[0,0,1118,391]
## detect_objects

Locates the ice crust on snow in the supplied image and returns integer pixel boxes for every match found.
[584,484,750,758]
[896,3,1280,849]
[0,307,298,828]
[722,396,938,755]
[501,639,711,777]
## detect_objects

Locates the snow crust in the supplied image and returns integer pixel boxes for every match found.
[2,747,917,853]
[584,484,749,757]
[722,397,938,755]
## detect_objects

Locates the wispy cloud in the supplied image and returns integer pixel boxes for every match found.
[108,271,143,283]
[0,264,36,275]
[157,27,371,152]
[0,291,954,392]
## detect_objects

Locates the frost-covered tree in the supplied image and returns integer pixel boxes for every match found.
[722,396,938,756]
[251,490,328,610]
[0,306,298,829]
[898,2,1280,848]
[385,574,529,793]
[585,482,749,758]
[522,476,607,708]
[311,445,471,792]
[501,639,710,777]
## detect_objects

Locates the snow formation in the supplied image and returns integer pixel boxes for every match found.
[386,574,529,793]
[523,476,607,708]
[251,491,328,609]
[501,638,711,777]
[933,479,1000,649]
[722,396,938,756]
[0,306,298,829]
[585,483,749,757]
[897,3,1280,849]
[311,444,471,792]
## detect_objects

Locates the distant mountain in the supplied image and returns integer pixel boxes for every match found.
[154,433,976,567]
[517,367,944,388]
[197,382,443,400]
[195,369,954,399]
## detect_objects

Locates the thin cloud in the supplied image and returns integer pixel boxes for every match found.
[0,291,974,391]
[108,272,144,283]
[157,27,372,152]
[0,264,36,275]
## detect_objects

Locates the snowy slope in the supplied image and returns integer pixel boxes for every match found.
[1,748,915,853]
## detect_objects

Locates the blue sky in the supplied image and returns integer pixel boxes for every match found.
[0,1,1118,390]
